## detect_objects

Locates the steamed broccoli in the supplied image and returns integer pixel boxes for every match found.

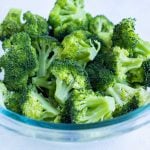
[112,18,150,58]
[127,59,150,87]
[107,47,143,81]
[0,32,38,91]
[48,0,89,40]
[50,59,90,104]
[60,30,101,66]
[86,65,116,92]
[89,15,114,48]
[71,89,115,124]
[112,87,150,117]
[107,83,137,106]
[4,89,26,114]
[0,9,22,40]
[22,87,60,123]
[23,11,49,37]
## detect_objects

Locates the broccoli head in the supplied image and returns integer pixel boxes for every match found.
[50,59,90,104]
[0,32,38,91]
[86,64,116,92]
[127,59,150,87]
[60,30,101,66]
[22,87,60,123]
[4,89,26,114]
[108,47,143,81]
[23,11,49,37]
[112,18,150,58]
[48,0,89,40]
[112,87,150,117]
[89,15,114,48]
[107,83,137,106]
[71,89,115,124]
[0,9,22,40]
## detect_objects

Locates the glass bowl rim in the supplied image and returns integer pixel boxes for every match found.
[0,104,150,130]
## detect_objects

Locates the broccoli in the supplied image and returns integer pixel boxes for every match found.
[4,89,26,114]
[112,87,150,117]
[22,87,60,123]
[23,11,49,37]
[0,9,22,40]
[48,0,89,40]
[112,18,150,58]
[89,15,114,48]
[107,83,137,106]
[32,36,60,77]
[0,32,38,91]
[86,65,116,92]
[112,96,139,117]
[50,59,90,104]
[60,30,101,66]
[107,47,143,81]
[0,82,7,108]
[71,89,115,124]
[127,59,150,87]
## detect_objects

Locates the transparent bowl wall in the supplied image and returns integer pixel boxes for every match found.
[0,0,150,142]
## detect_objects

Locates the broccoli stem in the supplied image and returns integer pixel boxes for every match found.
[135,40,150,57]
[30,91,59,115]
[55,78,74,104]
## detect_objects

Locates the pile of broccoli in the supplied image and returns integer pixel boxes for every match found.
[0,0,150,124]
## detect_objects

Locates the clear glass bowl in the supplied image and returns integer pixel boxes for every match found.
[0,0,150,142]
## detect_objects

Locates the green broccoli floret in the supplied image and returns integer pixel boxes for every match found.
[71,89,115,124]
[60,30,101,66]
[86,65,116,92]
[0,9,22,40]
[23,11,49,37]
[107,83,137,106]
[112,87,150,117]
[89,15,114,48]
[4,89,26,114]
[113,96,139,117]
[0,32,38,91]
[112,18,150,58]
[22,87,60,123]
[48,0,89,40]
[107,47,143,81]
[127,59,150,87]
[32,36,60,77]
[50,59,90,104]
[0,82,7,108]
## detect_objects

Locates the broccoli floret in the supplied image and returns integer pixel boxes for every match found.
[23,11,49,37]
[127,59,150,87]
[86,64,116,92]
[4,89,26,114]
[0,82,7,108]
[89,15,114,48]
[0,9,22,40]
[71,89,115,124]
[48,0,89,40]
[60,30,101,66]
[0,32,38,91]
[112,87,150,117]
[50,59,90,104]
[107,83,137,106]
[113,96,139,117]
[112,18,150,58]
[108,47,143,81]
[22,87,60,123]
[32,36,60,77]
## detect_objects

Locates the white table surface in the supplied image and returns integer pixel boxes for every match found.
[0,0,150,149]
